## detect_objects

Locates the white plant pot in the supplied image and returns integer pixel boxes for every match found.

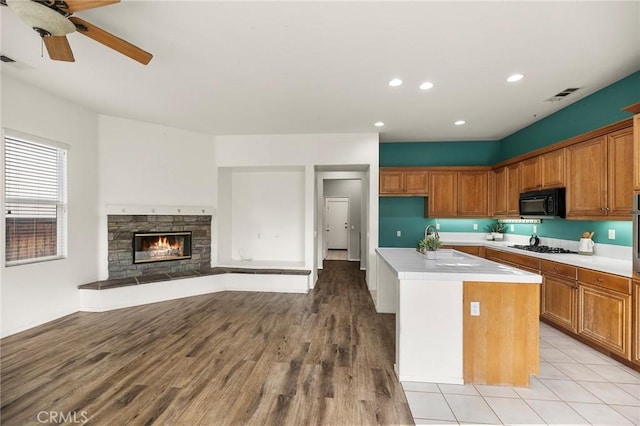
[426,250,437,259]
[492,232,504,241]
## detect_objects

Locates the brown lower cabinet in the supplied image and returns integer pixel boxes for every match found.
[541,275,578,332]
[578,283,631,358]
[442,245,484,257]
[633,280,640,367]
[486,251,637,368]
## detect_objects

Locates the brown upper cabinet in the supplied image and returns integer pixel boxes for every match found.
[380,168,428,195]
[520,149,565,192]
[493,167,507,216]
[566,128,633,219]
[492,163,520,217]
[428,171,488,217]
[519,157,541,192]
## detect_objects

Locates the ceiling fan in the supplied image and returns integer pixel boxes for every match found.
[1,0,152,64]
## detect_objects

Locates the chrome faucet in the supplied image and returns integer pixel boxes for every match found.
[424,224,439,241]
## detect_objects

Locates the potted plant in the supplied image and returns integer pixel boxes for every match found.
[418,236,442,259]
[485,222,505,241]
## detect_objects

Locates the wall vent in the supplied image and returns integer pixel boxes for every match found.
[545,87,581,102]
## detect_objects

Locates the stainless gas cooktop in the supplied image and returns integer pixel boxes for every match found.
[509,244,577,254]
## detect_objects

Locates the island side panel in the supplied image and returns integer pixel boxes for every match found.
[376,255,398,314]
[397,279,463,384]
[463,281,540,387]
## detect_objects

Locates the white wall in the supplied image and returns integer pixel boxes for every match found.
[216,133,379,289]
[97,115,216,278]
[228,167,305,262]
[1,75,100,337]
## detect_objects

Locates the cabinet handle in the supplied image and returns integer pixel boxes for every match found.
[572,285,578,290]
[596,278,603,282]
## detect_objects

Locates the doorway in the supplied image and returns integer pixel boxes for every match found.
[324,198,349,259]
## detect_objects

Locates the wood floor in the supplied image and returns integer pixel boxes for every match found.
[1,261,413,425]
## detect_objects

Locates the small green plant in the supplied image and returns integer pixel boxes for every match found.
[485,222,505,233]
[418,236,442,251]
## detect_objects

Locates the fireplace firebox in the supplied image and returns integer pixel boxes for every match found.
[133,231,192,264]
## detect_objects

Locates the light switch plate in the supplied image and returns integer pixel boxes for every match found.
[608,229,615,240]
[470,301,480,316]
[397,230,401,237]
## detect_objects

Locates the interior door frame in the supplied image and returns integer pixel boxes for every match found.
[324,196,350,258]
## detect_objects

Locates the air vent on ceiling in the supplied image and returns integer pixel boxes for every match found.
[1,55,16,63]
[545,87,581,102]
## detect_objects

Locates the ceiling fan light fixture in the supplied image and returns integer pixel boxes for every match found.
[7,0,75,36]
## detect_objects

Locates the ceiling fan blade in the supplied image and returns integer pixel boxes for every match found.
[58,0,120,13]
[69,17,152,65]
[43,35,75,62]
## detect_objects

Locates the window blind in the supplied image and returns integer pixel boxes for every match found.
[5,133,67,265]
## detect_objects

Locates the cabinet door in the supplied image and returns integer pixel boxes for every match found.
[506,163,521,216]
[428,171,458,217]
[566,136,607,218]
[633,281,640,366]
[578,284,631,358]
[404,171,429,195]
[635,115,640,191]
[542,276,577,332]
[380,171,404,194]
[493,167,507,216]
[607,128,633,218]
[458,171,488,217]
[520,157,541,192]
[541,149,565,189]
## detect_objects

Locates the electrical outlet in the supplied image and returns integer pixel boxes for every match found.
[397,230,401,237]
[473,223,478,230]
[533,225,537,233]
[510,224,515,232]
[436,223,440,230]
[470,301,480,316]
[608,229,615,240]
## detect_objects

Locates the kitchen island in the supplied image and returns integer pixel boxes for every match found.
[376,247,542,386]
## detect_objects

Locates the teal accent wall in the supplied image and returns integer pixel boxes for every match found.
[379,197,497,247]
[499,70,640,161]
[508,220,631,247]
[380,140,500,167]
[379,195,632,247]
[379,70,639,248]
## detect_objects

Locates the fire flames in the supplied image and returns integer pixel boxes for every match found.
[145,236,183,258]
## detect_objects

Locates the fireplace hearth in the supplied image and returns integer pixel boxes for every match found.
[133,231,192,264]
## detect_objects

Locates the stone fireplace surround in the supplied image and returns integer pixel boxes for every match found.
[107,214,211,279]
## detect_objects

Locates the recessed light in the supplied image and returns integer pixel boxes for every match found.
[419,81,434,90]
[388,78,403,87]
[454,120,466,126]
[507,73,524,83]
[374,122,385,127]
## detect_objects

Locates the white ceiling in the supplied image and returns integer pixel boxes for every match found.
[1,1,639,143]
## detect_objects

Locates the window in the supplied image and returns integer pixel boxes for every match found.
[4,131,68,266]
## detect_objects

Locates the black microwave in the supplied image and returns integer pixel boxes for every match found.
[519,188,566,219]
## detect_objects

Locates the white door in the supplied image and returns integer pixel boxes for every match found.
[326,198,349,249]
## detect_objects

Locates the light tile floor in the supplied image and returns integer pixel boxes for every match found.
[403,322,640,425]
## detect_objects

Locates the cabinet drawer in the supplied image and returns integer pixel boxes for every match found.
[485,248,501,261]
[501,252,540,270]
[578,268,631,294]
[541,260,577,281]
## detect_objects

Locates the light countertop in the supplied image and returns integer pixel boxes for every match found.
[441,239,632,278]
[376,247,542,283]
